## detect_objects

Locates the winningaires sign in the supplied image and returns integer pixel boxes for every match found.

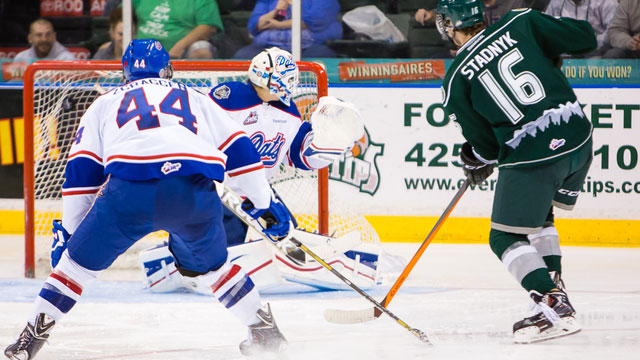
[338,60,446,82]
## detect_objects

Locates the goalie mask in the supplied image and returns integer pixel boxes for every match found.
[436,0,485,44]
[248,47,299,106]
[122,39,173,82]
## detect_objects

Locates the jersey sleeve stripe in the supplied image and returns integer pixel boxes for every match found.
[227,163,265,177]
[62,187,102,196]
[63,157,107,189]
[68,150,103,163]
[288,122,313,170]
[218,131,247,152]
[308,143,344,153]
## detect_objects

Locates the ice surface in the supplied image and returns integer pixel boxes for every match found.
[1,237,639,360]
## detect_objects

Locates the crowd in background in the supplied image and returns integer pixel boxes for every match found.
[1,0,639,64]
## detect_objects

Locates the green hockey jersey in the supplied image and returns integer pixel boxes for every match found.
[441,9,597,168]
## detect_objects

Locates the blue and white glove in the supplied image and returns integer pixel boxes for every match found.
[51,220,71,269]
[241,198,291,242]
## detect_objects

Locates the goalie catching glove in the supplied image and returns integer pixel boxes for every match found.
[241,197,291,242]
[51,220,71,270]
[460,142,494,185]
[303,96,365,163]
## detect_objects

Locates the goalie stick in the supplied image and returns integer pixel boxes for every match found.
[219,184,431,344]
[324,179,469,324]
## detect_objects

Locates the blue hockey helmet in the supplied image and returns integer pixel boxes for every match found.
[122,39,173,82]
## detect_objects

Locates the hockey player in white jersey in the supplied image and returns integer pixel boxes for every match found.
[5,40,291,360]
[137,47,375,294]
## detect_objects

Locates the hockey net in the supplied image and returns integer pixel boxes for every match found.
[23,61,380,278]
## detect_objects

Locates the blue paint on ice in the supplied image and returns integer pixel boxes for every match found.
[0,278,446,303]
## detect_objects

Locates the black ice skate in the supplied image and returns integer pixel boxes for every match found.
[5,313,55,360]
[239,303,288,356]
[513,288,580,344]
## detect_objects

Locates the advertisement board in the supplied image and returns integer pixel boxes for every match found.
[326,86,639,245]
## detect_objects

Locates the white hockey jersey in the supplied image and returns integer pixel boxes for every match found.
[208,81,330,181]
[61,78,271,233]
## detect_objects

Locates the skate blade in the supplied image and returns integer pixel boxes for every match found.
[240,341,288,358]
[513,317,581,344]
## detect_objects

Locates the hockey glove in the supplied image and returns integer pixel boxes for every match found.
[460,142,494,185]
[552,56,563,69]
[241,198,291,242]
[51,220,70,270]
[304,96,364,163]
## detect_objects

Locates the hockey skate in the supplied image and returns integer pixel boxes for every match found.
[549,270,566,291]
[239,303,288,356]
[5,313,55,360]
[513,288,581,344]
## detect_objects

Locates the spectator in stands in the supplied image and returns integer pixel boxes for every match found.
[415,1,550,27]
[14,19,75,62]
[233,0,342,59]
[602,0,640,59]
[545,0,618,55]
[93,8,136,60]
[107,0,223,59]
[415,1,549,58]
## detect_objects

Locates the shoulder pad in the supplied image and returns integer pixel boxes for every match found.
[270,99,302,119]
[209,82,261,110]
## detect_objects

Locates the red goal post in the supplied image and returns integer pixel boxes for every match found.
[22,60,330,278]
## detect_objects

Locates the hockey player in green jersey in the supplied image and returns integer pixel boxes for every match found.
[436,0,597,344]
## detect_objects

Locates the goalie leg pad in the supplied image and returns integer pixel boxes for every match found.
[276,243,381,290]
[197,261,262,326]
[139,243,184,293]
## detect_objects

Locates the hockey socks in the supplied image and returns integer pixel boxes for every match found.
[528,226,562,274]
[490,230,557,294]
[197,261,262,326]
[32,251,99,325]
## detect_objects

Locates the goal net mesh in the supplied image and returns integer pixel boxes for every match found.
[28,64,379,274]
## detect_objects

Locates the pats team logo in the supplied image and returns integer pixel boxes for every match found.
[274,55,296,70]
[161,161,182,175]
[328,127,384,195]
[213,85,231,100]
[250,132,286,167]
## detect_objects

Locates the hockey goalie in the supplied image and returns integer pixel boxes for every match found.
[137,48,391,294]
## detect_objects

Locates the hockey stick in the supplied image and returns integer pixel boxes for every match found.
[324,179,470,324]
[290,238,431,344]
[220,184,361,261]
[219,185,431,344]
